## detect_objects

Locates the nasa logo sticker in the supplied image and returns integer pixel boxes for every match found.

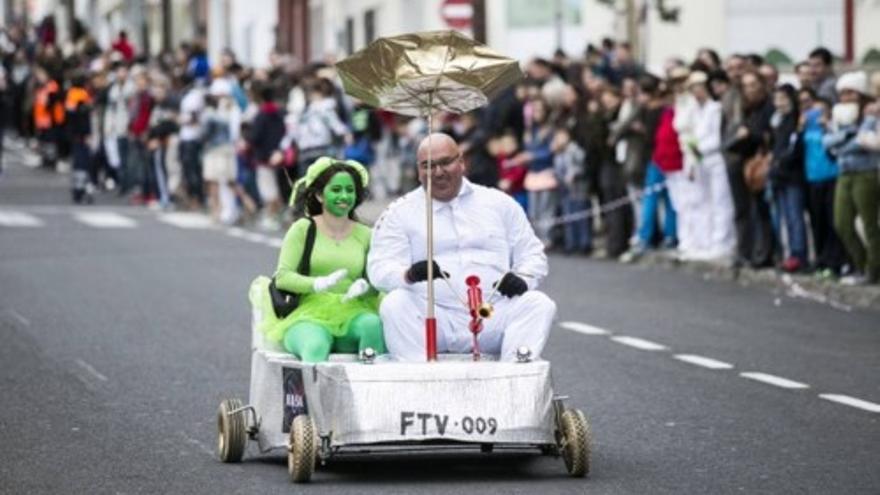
[282,367,308,432]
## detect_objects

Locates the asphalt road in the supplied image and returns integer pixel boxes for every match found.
[1,150,878,494]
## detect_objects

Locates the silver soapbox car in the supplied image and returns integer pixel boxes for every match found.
[216,315,592,482]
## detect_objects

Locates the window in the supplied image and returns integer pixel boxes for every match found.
[345,17,354,54]
[364,9,375,46]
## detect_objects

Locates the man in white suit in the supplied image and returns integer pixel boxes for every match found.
[368,133,556,361]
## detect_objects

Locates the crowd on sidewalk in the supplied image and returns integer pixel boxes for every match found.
[2,17,880,285]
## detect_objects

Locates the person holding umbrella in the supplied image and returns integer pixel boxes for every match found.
[368,133,556,361]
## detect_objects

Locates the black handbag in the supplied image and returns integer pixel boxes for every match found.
[269,218,317,318]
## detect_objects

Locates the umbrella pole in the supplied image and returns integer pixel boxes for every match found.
[425,106,437,362]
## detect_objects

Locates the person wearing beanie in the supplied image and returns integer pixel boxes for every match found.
[823,71,880,285]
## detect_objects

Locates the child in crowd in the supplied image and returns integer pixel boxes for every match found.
[65,71,93,203]
[552,125,591,254]
[202,79,242,224]
[494,131,528,211]
[146,81,179,209]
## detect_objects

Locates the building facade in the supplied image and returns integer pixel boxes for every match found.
[11,0,880,70]
[298,0,879,70]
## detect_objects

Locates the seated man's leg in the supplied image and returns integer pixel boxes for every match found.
[383,289,471,360]
[334,312,387,355]
[492,291,556,361]
[283,321,333,363]
[379,289,427,360]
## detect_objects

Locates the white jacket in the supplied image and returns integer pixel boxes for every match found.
[676,95,725,171]
[295,97,349,151]
[103,78,134,138]
[368,179,548,308]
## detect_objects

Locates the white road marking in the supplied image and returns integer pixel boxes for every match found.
[0,210,44,227]
[3,308,31,327]
[739,372,809,389]
[674,354,734,370]
[819,394,880,413]
[610,336,668,351]
[75,359,108,382]
[242,232,269,243]
[159,212,214,229]
[225,227,247,238]
[73,211,136,228]
[3,205,153,215]
[264,238,284,248]
[559,321,610,335]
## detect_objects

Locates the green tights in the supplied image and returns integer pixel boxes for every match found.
[282,313,386,362]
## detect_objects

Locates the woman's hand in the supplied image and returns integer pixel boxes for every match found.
[313,269,348,292]
[341,278,370,302]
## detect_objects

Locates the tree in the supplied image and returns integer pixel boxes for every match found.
[764,48,793,67]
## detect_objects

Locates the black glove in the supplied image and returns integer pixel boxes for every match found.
[493,273,528,298]
[405,260,449,284]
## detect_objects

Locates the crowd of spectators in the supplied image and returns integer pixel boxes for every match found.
[2,18,880,286]
[446,42,880,286]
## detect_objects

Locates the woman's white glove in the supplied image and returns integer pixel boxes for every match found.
[313,269,348,293]
[341,278,371,302]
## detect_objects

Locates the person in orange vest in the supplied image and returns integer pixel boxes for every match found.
[66,71,94,203]
[33,66,65,169]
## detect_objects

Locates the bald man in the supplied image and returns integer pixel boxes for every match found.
[367,133,556,361]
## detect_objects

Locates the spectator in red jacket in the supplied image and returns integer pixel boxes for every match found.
[127,71,155,205]
[621,75,679,262]
[112,31,135,63]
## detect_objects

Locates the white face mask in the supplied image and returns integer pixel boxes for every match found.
[832,102,859,127]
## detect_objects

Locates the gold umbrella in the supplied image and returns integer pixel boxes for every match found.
[336,30,522,116]
[336,30,522,361]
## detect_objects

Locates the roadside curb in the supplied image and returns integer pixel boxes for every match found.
[636,251,880,312]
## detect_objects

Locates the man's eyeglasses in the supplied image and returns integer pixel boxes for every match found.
[418,154,461,170]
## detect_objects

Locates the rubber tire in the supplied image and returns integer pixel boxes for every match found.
[559,408,591,477]
[288,415,319,483]
[217,398,247,463]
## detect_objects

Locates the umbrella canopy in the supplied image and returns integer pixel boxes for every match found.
[335,30,522,117]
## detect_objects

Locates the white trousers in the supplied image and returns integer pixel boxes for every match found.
[103,137,122,169]
[694,160,736,257]
[379,289,556,362]
[667,163,735,259]
[665,170,700,254]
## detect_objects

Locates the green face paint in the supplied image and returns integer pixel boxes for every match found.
[322,172,356,217]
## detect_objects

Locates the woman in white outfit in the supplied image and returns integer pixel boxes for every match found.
[674,71,736,261]
[202,79,241,224]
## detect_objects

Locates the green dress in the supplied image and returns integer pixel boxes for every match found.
[250,218,380,344]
